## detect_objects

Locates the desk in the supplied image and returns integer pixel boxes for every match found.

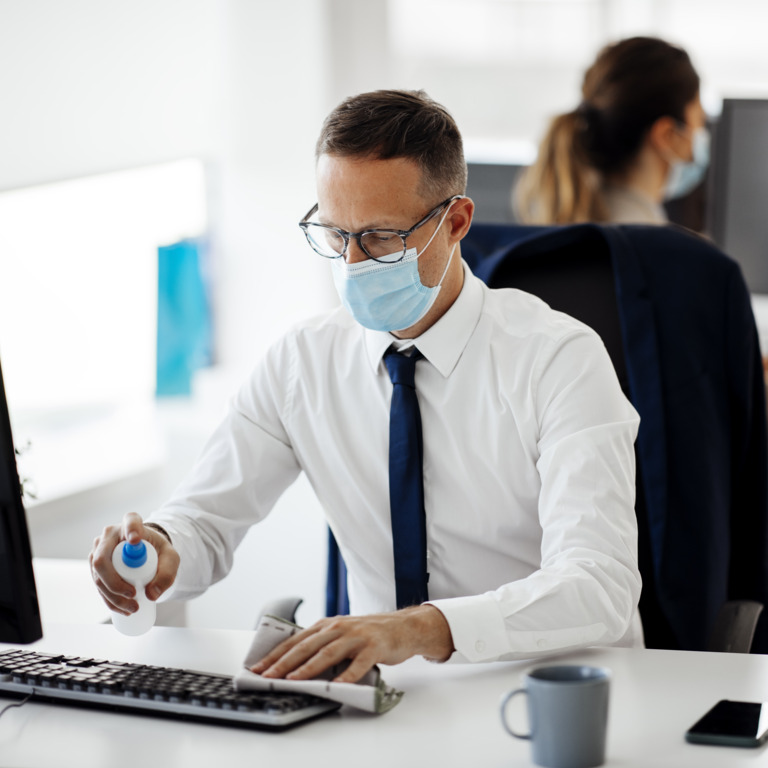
[1,625,767,768]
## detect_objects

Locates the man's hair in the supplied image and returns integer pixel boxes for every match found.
[316,89,467,200]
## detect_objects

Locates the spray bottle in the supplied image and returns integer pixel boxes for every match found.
[110,539,158,636]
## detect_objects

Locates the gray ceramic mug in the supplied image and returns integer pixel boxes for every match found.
[500,665,610,768]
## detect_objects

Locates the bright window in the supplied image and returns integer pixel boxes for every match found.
[0,158,207,502]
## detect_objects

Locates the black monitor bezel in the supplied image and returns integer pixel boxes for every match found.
[707,97,768,294]
[707,98,736,249]
[0,357,43,644]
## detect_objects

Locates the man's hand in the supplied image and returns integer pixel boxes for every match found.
[250,604,454,684]
[89,512,180,615]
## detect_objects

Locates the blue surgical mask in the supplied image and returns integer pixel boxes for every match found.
[664,127,710,201]
[331,203,457,332]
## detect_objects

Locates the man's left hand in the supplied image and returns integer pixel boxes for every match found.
[250,604,454,683]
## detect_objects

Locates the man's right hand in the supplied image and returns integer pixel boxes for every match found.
[89,512,180,615]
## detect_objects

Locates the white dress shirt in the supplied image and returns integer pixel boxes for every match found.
[151,260,643,663]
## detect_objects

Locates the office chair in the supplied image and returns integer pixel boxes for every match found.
[463,222,768,653]
[326,529,350,617]
[707,600,764,654]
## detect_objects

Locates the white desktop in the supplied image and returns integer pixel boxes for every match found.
[1,623,768,768]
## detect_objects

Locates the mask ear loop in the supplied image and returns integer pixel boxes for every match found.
[416,195,464,277]
[424,197,464,290]
[405,239,458,329]
[435,242,458,288]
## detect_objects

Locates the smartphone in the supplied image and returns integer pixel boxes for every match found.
[685,699,768,748]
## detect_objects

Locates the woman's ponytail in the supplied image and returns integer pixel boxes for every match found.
[514,110,606,224]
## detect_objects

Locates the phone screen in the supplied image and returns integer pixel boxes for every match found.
[686,700,768,747]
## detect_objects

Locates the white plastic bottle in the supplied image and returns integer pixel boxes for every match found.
[110,539,159,636]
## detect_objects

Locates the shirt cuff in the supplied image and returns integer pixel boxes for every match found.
[426,593,510,662]
[144,522,172,544]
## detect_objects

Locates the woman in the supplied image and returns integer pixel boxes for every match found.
[514,37,708,225]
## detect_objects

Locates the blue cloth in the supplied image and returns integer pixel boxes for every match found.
[384,349,429,609]
[464,222,768,652]
[156,238,213,397]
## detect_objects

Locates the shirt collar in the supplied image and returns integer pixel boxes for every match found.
[364,260,484,378]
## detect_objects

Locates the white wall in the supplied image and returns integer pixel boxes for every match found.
[0,0,225,190]
[0,0,337,369]
[211,0,337,372]
[384,0,768,154]
[1,0,336,629]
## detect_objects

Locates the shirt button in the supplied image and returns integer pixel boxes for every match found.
[537,638,548,649]
[475,640,486,653]
[426,549,432,560]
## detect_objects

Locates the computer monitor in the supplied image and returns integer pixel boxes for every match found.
[0,355,43,643]
[469,159,709,232]
[466,162,526,224]
[708,98,768,295]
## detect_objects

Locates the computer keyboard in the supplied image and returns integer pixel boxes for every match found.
[0,648,341,730]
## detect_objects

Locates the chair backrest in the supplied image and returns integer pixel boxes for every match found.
[464,221,768,652]
[707,600,764,653]
[465,224,629,394]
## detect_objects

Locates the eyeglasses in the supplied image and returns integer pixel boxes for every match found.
[298,195,462,263]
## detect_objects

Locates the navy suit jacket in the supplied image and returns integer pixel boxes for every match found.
[463,223,768,652]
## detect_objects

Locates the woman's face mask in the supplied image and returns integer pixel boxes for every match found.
[664,127,710,201]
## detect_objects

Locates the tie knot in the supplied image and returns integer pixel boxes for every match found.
[384,349,421,388]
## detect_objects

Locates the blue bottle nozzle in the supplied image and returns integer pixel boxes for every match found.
[122,540,148,568]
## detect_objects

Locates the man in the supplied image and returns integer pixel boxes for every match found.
[91,90,642,683]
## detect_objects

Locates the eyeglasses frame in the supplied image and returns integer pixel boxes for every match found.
[298,194,463,262]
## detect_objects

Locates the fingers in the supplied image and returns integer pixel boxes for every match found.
[128,518,179,601]
[331,649,380,684]
[146,544,179,601]
[250,625,323,675]
[89,522,137,614]
[90,512,181,611]
[121,511,145,544]
[280,636,378,684]
[92,575,137,616]
[258,625,347,681]
[251,617,386,685]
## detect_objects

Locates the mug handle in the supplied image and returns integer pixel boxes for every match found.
[500,688,531,740]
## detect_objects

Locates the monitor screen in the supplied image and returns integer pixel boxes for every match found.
[466,162,526,224]
[469,159,708,231]
[0,355,43,643]
[709,98,768,294]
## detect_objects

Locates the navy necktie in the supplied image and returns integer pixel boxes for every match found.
[383,348,428,609]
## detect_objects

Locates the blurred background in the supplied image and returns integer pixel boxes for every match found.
[1,0,767,629]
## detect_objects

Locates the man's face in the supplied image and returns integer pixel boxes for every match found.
[315,154,453,289]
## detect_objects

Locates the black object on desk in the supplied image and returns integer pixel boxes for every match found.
[0,357,43,644]
[686,699,768,748]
